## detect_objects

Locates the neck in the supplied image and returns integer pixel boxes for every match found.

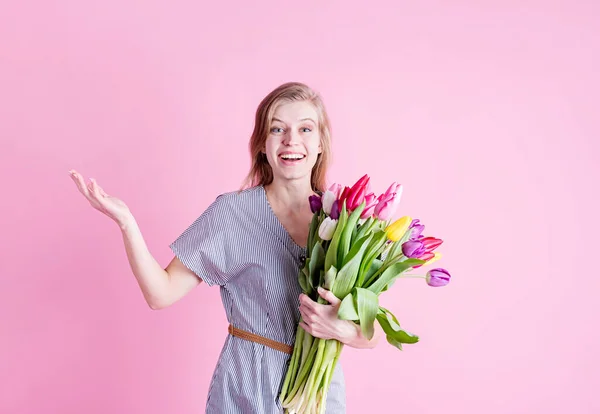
[264,177,315,211]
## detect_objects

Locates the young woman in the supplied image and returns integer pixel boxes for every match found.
[69,82,379,413]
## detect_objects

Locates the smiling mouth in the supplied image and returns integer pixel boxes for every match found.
[279,154,306,161]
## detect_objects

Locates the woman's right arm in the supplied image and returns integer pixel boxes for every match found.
[120,216,202,309]
[69,170,202,309]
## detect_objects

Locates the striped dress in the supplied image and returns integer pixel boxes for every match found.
[169,185,346,413]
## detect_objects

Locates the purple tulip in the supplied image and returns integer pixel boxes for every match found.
[425,268,451,287]
[409,224,425,240]
[309,195,322,214]
[401,240,426,258]
[330,200,340,220]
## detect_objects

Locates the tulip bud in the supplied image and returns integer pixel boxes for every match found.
[385,216,412,242]
[345,174,371,211]
[360,193,378,219]
[318,217,338,241]
[374,183,402,221]
[309,195,322,214]
[413,251,437,268]
[339,186,351,208]
[321,190,336,215]
[425,268,451,287]
[421,237,443,252]
[328,183,343,198]
[401,240,426,258]
[425,252,442,265]
[330,200,340,220]
[409,224,425,240]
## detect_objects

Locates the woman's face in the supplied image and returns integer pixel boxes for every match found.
[264,100,322,185]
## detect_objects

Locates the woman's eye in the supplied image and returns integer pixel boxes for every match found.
[271,127,284,133]
[301,127,312,133]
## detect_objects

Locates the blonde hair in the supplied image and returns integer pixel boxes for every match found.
[240,82,332,192]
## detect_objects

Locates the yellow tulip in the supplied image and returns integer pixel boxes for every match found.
[385,216,412,242]
[425,252,442,266]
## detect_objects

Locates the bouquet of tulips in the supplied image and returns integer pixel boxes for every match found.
[279,174,452,414]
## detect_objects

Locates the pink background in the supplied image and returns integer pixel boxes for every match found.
[2,1,599,413]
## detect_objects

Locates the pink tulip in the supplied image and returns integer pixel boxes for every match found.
[328,183,343,199]
[374,182,403,221]
[360,193,378,219]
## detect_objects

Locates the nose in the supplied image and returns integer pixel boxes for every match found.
[283,129,301,145]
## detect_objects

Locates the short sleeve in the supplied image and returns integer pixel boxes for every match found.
[169,195,233,287]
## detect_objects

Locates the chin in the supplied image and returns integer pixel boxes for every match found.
[274,169,312,183]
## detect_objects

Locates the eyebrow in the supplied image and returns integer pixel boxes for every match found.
[272,117,317,125]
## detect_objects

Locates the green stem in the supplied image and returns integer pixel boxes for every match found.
[287,338,326,410]
[317,341,341,414]
[300,339,338,413]
[283,336,321,406]
[280,324,304,402]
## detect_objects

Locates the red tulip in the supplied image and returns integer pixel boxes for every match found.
[344,174,371,211]
[421,237,443,252]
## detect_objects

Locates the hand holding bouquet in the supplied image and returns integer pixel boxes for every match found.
[279,174,452,414]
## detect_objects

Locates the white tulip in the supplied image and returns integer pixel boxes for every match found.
[321,190,336,215]
[318,217,338,241]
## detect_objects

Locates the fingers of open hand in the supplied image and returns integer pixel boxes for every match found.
[88,178,102,200]
[70,170,107,209]
[69,170,90,198]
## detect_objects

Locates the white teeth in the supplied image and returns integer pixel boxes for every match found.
[280,154,305,160]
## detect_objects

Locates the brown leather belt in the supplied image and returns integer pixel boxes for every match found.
[228,324,293,355]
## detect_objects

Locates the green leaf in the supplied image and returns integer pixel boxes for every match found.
[308,241,326,289]
[307,212,320,253]
[386,336,404,350]
[381,277,394,292]
[351,223,359,246]
[384,239,404,265]
[357,231,388,287]
[323,266,337,291]
[378,306,401,329]
[339,201,366,267]
[356,287,379,340]
[376,307,419,347]
[338,292,359,320]
[324,205,348,272]
[331,233,373,299]
[354,216,376,243]
[366,259,425,294]
[298,266,310,293]
[362,259,383,287]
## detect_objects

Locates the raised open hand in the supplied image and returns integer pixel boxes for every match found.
[69,169,133,228]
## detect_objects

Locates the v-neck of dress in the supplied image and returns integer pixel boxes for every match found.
[258,185,308,253]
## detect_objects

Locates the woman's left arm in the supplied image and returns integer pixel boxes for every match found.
[298,287,381,349]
